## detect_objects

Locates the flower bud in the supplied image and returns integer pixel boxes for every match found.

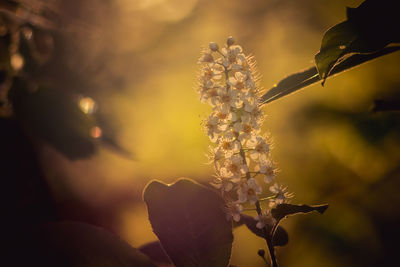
[257,249,265,257]
[209,42,219,51]
[227,36,235,46]
[201,53,214,63]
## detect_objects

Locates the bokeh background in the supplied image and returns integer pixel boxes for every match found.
[3,0,400,266]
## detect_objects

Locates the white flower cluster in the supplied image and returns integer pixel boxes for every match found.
[197,37,293,228]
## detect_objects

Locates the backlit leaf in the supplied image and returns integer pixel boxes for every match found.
[271,204,329,222]
[143,178,233,267]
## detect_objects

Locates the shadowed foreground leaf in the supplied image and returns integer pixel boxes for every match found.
[139,241,172,265]
[143,178,233,267]
[271,204,329,222]
[28,222,156,267]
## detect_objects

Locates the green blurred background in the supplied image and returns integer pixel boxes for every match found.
[5,0,400,266]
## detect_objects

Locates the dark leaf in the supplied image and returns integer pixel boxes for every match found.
[26,222,157,267]
[0,1,19,14]
[271,204,329,222]
[372,99,400,112]
[315,21,358,83]
[143,178,233,267]
[239,214,289,247]
[315,0,400,84]
[0,32,11,71]
[261,66,319,104]
[139,241,172,265]
[261,45,400,105]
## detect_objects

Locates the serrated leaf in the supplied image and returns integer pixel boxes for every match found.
[239,214,289,247]
[271,204,329,222]
[26,222,156,267]
[143,178,233,267]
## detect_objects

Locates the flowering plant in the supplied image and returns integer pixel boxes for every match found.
[198,36,293,226]
[142,37,328,267]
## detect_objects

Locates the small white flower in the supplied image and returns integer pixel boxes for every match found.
[247,135,270,160]
[235,114,260,141]
[215,88,243,110]
[221,45,243,68]
[255,210,275,229]
[209,42,219,51]
[220,154,248,179]
[243,98,259,113]
[237,178,262,204]
[225,202,243,222]
[231,54,248,71]
[199,52,214,63]
[228,71,247,91]
[269,183,294,207]
[260,161,275,183]
[213,107,237,123]
[219,137,240,157]
[205,115,221,142]
[201,64,223,81]
[212,176,236,192]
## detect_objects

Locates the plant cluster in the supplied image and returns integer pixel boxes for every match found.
[197,37,293,228]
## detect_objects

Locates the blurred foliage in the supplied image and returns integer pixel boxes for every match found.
[24,222,157,267]
[0,0,126,160]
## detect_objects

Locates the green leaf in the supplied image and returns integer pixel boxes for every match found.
[271,204,329,222]
[261,45,400,105]
[315,0,400,84]
[261,66,319,104]
[143,178,233,267]
[239,214,289,247]
[28,222,157,267]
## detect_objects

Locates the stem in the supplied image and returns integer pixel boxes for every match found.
[239,144,277,267]
[266,236,278,267]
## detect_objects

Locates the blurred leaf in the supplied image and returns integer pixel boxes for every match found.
[372,99,400,112]
[139,241,172,265]
[0,32,11,70]
[300,104,400,144]
[10,78,97,159]
[143,178,233,267]
[315,0,400,84]
[239,214,289,247]
[261,45,400,105]
[271,204,329,222]
[0,1,19,14]
[29,221,156,267]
